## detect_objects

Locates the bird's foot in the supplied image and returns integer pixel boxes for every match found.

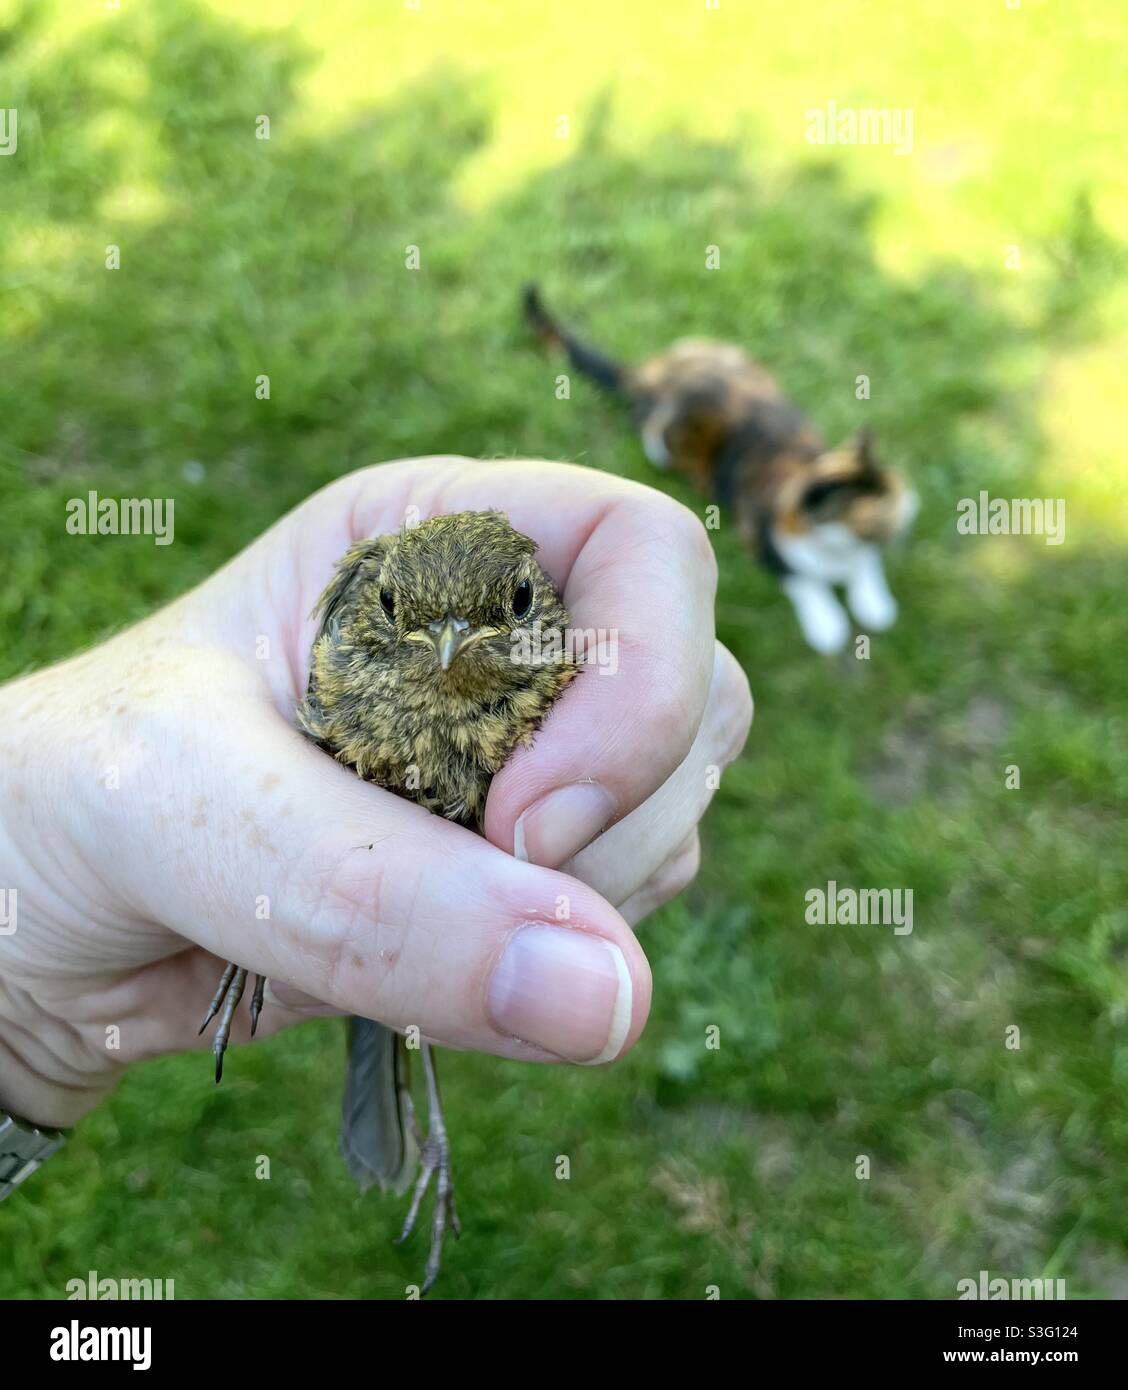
[395,1042,459,1295]
[198,962,267,1082]
[395,1129,460,1295]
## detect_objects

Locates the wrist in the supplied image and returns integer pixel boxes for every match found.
[0,1021,73,1130]
[0,668,119,1128]
[0,973,117,1128]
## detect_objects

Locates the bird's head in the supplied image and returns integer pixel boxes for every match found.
[314,511,572,698]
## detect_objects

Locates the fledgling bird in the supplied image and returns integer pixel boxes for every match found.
[199,510,579,1293]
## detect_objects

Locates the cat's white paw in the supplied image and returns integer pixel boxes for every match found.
[802,605,852,653]
[783,577,851,654]
[640,401,676,467]
[848,582,898,632]
[846,552,898,632]
[642,434,671,466]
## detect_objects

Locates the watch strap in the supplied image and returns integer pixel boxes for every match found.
[0,1111,66,1199]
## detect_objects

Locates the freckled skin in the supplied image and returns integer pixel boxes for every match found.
[297,510,578,827]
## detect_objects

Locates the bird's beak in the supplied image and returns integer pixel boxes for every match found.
[427,614,472,671]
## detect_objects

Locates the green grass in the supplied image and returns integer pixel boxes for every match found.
[1,0,1126,1298]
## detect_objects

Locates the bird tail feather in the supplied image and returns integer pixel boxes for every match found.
[522,283,626,394]
[340,1017,418,1196]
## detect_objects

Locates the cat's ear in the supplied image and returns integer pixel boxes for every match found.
[855,427,878,475]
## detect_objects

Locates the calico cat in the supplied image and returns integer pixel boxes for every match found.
[523,285,918,653]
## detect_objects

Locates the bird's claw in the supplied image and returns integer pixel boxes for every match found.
[199,963,266,1081]
[395,1130,460,1295]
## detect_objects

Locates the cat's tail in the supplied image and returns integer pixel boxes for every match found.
[522,284,626,394]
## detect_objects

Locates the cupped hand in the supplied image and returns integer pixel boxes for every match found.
[0,457,752,1126]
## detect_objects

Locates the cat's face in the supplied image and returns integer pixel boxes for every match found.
[796,430,917,544]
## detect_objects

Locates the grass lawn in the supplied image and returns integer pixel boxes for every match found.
[1,0,1126,1298]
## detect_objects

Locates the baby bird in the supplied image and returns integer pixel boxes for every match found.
[199,511,578,1294]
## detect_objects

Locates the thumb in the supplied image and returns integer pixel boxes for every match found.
[128,702,651,1066]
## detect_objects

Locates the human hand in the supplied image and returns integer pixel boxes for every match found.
[0,457,752,1127]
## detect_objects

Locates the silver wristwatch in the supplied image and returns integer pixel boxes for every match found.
[0,1111,66,1199]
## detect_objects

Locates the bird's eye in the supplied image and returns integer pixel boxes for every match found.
[380,588,395,620]
[512,577,533,618]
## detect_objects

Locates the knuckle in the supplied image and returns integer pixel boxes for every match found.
[661,495,719,591]
[653,834,701,906]
[709,644,754,767]
[624,845,701,926]
[641,672,702,757]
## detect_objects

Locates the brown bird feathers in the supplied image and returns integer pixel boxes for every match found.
[298,510,577,827]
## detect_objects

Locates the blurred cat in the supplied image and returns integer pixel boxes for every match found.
[523,285,917,653]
